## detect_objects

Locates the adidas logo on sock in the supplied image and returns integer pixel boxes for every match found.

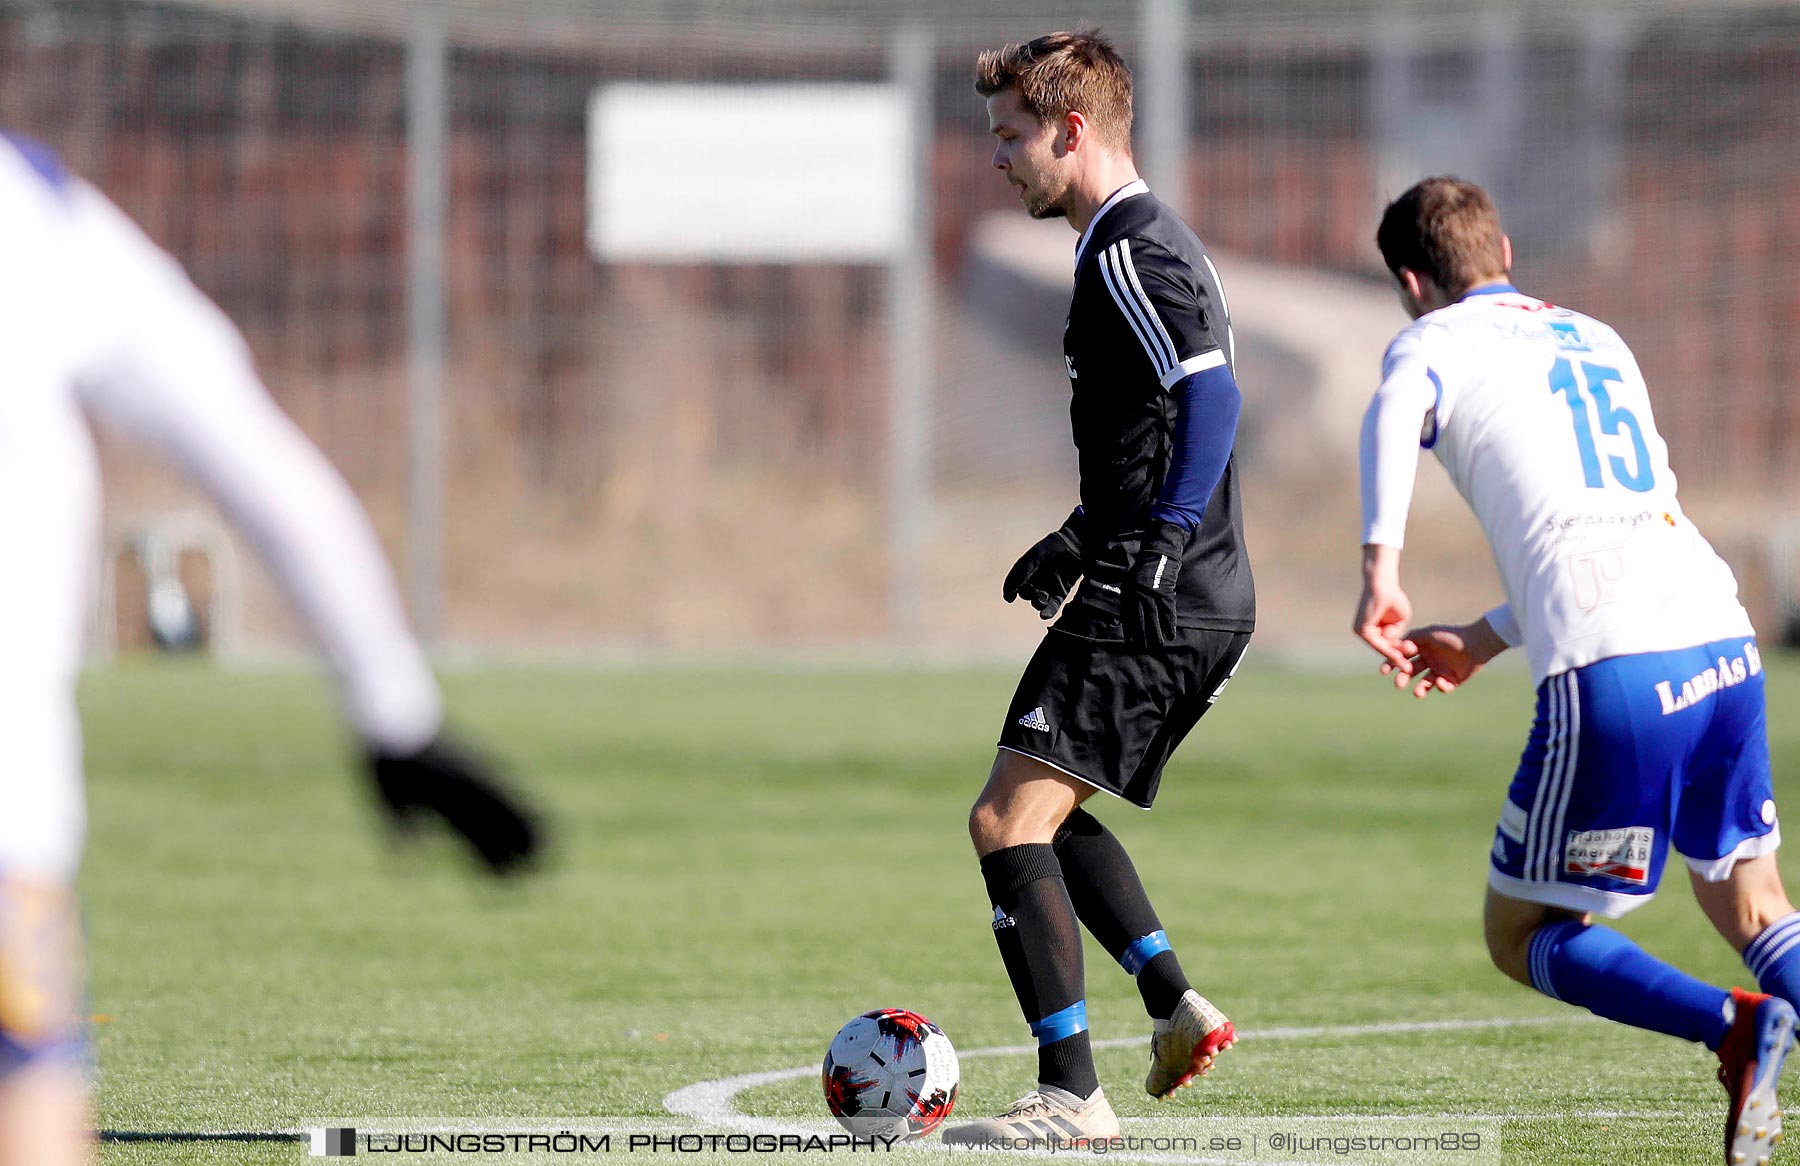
[1017,707,1051,733]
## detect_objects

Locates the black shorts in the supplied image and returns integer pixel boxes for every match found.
[996,610,1250,809]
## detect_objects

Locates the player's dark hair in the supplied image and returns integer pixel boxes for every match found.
[1376,176,1508,294]
[975,26,1133,151]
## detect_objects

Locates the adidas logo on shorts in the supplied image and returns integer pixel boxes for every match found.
[1017,707,1051,733]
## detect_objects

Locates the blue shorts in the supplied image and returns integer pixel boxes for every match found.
[1489,637,1778,918]
[0,875,84,1078]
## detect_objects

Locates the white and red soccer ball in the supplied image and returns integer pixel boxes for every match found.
[821,1009,959,1140]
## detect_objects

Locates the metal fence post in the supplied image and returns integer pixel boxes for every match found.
[1138,0,1190,215]
[407,4,448,649]
[887,25,933,645]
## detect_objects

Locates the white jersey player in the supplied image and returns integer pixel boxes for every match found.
[1354,176,1795,1166]
[1365,286,1753,688]
[0,134,539,1166]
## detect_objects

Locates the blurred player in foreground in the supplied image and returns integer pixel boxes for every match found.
[0,134,540,1166]
[1355,175,1796,1166]
[946,29,1251,1146]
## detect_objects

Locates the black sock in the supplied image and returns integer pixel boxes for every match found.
[1038,1031,1095,1099]
[980,843,1098,1098]
[1133,951,1191,1020]
[1053,808,1193,1020]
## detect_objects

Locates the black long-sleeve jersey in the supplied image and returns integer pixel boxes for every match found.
[1062,181,1255,632]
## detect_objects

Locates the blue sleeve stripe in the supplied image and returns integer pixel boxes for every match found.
[1420,368,1444,450]
[1,132,71,194]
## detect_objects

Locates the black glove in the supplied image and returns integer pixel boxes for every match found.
[1003,507,1086,620]
[1123,521,1190,647]
[366,733,541,876]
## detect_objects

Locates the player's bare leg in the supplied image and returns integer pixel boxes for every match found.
[968,751,1089,855]
[1482,887,1586,985]
[1693,855,1797,956]
[0,1064,91,1166]
[0,878,90,1166]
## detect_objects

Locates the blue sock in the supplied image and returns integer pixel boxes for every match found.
[1744,911,1800,1009]
[1529,920,1733,1049]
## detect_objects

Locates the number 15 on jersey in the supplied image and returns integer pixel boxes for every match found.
[1549,358,1655,493]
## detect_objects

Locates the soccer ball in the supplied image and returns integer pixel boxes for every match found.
[821,1009,959,1140]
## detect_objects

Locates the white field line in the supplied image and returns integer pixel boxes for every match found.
[97,1120,724,1141]
[106,1017,1671,1162]
[662,1013,1685,1164]
[662,1013,1636,1139]
[662,1014,1699,1158]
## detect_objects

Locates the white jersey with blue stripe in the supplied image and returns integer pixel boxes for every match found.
[0,135,441,880]
[1361,285,1752,683]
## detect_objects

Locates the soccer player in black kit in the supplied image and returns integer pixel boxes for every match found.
[941,29,1254,1146]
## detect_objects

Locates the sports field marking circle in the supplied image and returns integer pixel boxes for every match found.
[100,1016,1650,1160]
[662,1014,1594,1134]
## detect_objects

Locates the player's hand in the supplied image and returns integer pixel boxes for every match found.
[1354,544,1414,670]
[1123,521,1189,648]
[1386,619,1509,699]
[1003,507,1086,620]
[364,733,542,876]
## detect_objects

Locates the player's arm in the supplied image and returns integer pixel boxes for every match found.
[1149,360,1241,531]
[1004,506,1086,621]
[1353,336,1438,668]
[64,183,537,874]
[1096,238,1239,646]
[1391,613,1511,700]
[1126,361,1242,644]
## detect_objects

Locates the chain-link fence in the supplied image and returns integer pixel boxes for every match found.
[4,0,1797,657]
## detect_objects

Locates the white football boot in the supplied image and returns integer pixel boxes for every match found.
[940,1083,1120,1146]
[1146,989,1236,1099]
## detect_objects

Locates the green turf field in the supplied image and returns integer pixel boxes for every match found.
[78,653,1800,1164]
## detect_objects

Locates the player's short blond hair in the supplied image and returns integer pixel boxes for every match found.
[975,27,1133,152]
[1376,176,1508,293]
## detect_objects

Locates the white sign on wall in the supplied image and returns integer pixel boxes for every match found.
[588,83,912,263]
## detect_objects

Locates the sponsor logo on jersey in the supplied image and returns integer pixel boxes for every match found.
[1564,826,1654,884]
[1065,353,1078,379]
[1543,509,1656,535]
[1654,641,1762,716]
[1548,320,1591,351]
[1017,707,1051,733]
